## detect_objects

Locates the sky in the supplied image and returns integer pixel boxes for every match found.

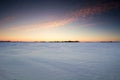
[0,0,120,41]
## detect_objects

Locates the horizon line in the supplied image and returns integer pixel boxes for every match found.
[0,40,120,43]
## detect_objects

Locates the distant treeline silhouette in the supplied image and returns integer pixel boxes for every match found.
[0,40,120,43]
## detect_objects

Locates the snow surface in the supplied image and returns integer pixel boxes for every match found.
[0,42,120,80]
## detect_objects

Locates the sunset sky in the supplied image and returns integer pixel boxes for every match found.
[0,0,120,41]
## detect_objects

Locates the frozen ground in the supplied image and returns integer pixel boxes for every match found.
[0,42,120,80]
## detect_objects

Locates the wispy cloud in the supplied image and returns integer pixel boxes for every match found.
[0,16,15,24]
[70,2,120,19]
[10,16,75,31]
[9,2,120,31]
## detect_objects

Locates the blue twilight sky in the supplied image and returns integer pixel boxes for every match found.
[0,0,120,41]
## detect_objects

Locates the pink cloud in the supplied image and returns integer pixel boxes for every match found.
[70,2,120,20]
[7,2,120,31]
[0,16,15,24]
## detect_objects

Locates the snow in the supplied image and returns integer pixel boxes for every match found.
[0,42,120,80]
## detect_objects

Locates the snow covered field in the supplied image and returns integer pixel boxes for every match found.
[0,42,120,80]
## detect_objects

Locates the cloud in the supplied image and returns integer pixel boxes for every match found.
[0,16,15,24]
[39,17,75,28]
[10,16,75,31]
[8,2,120,31]
[70,2,120,20]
